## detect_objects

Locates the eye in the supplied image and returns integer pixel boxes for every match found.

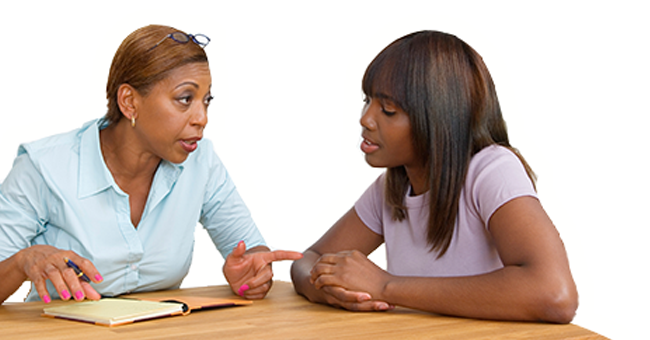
[204,95,214,106]
[379,99,398,116]
[381,107,396,116]
[178,95,192,105]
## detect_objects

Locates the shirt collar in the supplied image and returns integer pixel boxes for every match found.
[78,119,114,199]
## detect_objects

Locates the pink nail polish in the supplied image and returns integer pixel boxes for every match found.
[61,290,71,300]
[237,284,249,296]
[43,295,51,304]
[74,291,84,300]
[95,274,103,282]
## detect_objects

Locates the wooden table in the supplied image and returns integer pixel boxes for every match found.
[0,281,605,339]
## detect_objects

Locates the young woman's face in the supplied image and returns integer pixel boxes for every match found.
[360,96,417,169]
[134,62,212,164]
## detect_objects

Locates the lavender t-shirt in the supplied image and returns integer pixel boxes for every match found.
[354,145,537,277]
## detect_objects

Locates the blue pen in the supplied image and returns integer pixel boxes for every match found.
[64,257,91,283]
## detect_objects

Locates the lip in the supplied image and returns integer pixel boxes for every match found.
[179,137,202,153]
[360,134,379,154]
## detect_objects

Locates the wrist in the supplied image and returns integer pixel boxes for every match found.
[379,273,398,303]
[13,248,30,280]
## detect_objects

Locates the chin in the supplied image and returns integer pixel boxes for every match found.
[364,155,387,168]
[167,154,190,164]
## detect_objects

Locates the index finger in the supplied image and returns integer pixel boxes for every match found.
[259,250,303,264]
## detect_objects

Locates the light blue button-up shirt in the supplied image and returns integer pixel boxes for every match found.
[0,119,265,301]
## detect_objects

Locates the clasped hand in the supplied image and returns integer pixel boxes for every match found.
[223,241,303,299]
[309,250,394,311]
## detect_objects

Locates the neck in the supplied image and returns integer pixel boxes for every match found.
[405,164,428,196]
[100,120,160,181]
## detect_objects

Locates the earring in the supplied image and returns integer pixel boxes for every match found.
[131,116,136,127]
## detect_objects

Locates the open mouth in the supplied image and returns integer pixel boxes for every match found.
[180,139,199,153]
[360,138,379,154]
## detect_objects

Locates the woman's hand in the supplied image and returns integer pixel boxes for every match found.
[223,241,303,299]
[313,284,394,311]
[309,250,394,311]
[17,245,103,303]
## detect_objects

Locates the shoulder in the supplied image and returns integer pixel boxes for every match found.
[361,172,386,200]
[468,145,522,173]
[465,145,533,187]
[182,138,223,171]
[17,120,95,161]
[464,145,537,224]
[354,173,387,231]
[178,138,231,193]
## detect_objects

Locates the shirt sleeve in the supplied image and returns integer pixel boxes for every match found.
[354,174,386,236]
[467,146,538,229]
[0,149,50,261]
[198,141,265,258]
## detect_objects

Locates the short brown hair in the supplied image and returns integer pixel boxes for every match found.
[104,25,209,126]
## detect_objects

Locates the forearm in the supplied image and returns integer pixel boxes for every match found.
[381,265,577,323]
[0,251,28,303]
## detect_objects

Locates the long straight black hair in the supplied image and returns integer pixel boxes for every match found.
[362,31,536,257]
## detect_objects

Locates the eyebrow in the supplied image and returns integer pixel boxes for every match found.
[175,81,200,89]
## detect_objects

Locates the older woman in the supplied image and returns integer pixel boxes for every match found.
[0,25,301,304]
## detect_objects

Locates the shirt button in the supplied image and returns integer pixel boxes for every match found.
[130,264,138,270]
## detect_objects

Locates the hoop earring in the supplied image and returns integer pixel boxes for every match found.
[131,116,136,127]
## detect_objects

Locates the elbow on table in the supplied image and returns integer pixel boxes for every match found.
[537,284,579,324]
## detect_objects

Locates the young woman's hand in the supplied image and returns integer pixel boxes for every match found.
[309,250,394,311]
[223,241,302,299]
[314,284,394,311]
[17,245,103,303]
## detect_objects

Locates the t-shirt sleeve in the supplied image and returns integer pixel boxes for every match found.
[354,174,386,236]
[467,146,538,229]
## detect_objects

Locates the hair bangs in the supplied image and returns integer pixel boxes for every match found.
[361,40,412,112]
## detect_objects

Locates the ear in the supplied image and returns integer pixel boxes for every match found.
[117,84,138,120]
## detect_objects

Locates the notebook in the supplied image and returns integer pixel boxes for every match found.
[42,295,252,327]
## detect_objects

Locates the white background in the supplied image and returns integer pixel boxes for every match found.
[1,1,647,339]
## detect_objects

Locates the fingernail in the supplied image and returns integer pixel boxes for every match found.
[43,295,51,304]
[359,294,372,302]
[237,284,249,296]
[74,291,84,300]
[95,274,104,282]
[61,290,71,300]
[377,302,390,310]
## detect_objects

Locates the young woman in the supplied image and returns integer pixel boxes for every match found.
[0,25,302,304]
[291,30,578,323]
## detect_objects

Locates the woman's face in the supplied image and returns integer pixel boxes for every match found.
[360,96,417,169]
[133,62,212,164]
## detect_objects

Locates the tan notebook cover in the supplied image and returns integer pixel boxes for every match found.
[42,295,252,327]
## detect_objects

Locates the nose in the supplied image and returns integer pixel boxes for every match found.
[360,102,376,130]
[191,104,208,129]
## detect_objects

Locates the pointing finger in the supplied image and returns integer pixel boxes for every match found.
[259,250,303,264]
